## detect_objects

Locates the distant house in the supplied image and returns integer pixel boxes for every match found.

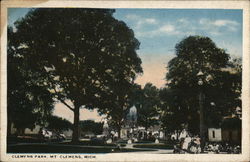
[208,128,222,142]
[24,125,41,135]
[80,131,95,139]
[208,116,241,144]
[62,129,73,139]
[10,122,73,139]
[10,123,41,135]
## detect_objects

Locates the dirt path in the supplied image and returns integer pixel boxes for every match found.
[122,143,174,154]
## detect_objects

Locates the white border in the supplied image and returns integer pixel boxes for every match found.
[1,1,249,161]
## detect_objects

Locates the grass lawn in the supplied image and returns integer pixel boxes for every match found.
[7,144,155,153]
[133,144,174,149]
[60,141,117,147]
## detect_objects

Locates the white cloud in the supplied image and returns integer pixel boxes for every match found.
[177,18,189,25]
[212,19,239,27]
[125,14,158,28]
[125,14,140,20]
[132,16,240,39]
[145,18,157,24]
[199,18,208,25]
[199,18,239,32]
[196,18,240,37]
[159,24,175,32]
[136,24,181,38]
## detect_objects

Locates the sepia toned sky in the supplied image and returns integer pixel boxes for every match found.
[8,8,243,122]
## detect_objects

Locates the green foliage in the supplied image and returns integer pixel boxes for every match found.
[221,117,241,129]
[161,35,242,134]
[79,120,103,135]
[13,8,142,106]
[9,8,142,141]
[133,83,160,130]
[7,27,54,133]
[46,115,72,131]
[97,83,142,137]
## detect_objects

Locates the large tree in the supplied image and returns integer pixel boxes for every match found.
[10,8,142,143]
[7,27,54,135]
[162,36,241,135]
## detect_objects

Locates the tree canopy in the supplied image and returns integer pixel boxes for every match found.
[136,83,160,131]
[46,115,72,132]
[161,35,241,134]
[9,8,142,142]
[7,27,54,135]
[79,120,103,135]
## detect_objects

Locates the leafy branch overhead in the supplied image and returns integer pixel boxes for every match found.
[8,8,142,142]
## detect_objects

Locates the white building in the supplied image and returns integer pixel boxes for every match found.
[208,128,222,142]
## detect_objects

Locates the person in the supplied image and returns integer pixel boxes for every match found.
[193,135,201,153]
[214,143,220,153]
[38,128,44,141]
[182,135,192,152]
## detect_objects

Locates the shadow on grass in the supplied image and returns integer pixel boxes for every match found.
[60,141,116,146]
[7,144,156,153]
[133,144,174,149]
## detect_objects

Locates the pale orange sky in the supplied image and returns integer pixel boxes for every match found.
[53,103,106,123]
[135,53,174,88]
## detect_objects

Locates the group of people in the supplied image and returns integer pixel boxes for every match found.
[173,134,201,154]
[39,128,66,141]
[181,135,201,153]
[205,142,241,154]
[173,134,241,154]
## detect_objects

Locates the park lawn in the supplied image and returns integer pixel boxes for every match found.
[133,143,174,149]
[7,144,113,153]
[60,141,117,147]
[7,144,155,153]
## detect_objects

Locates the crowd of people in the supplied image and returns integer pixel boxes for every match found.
[172,133,241,154]
[205,142,241,154]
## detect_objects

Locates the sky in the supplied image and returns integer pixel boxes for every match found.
[8,8,243,123]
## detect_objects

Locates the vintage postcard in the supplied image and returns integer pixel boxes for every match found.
[1,0,249,161]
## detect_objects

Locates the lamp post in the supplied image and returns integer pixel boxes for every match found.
[197,70,206,152]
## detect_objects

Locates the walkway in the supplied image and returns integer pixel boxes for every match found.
[122,143,173,154]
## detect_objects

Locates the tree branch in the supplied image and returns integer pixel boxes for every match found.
[53,87,74,111]
[58,98,74,111]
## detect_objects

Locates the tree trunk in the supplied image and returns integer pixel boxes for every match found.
[145,120,148,139]
[117,125,121,139]
[17,128,25,136]
[177,130,180,140]
[199,91,205,152]
[7,118,12,136]
[71,104,80,144]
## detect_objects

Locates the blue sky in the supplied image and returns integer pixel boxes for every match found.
[114,9,242,56]
[8,8,243,122]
